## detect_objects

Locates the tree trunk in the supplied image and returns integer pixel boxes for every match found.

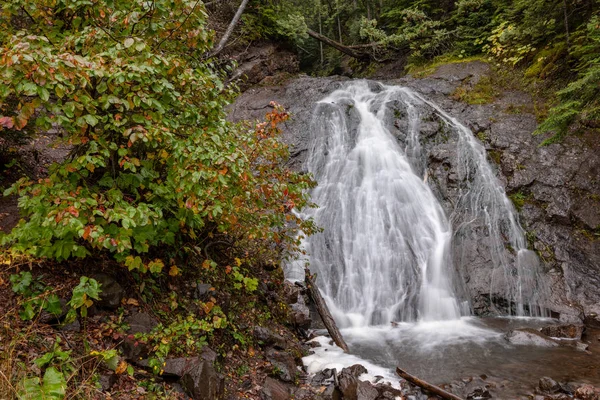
[307,29,370,60]
[396,368,464,400]
[207,0,250,58]
[305,269,350,353]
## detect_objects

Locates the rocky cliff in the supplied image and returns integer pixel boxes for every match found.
[229,61,600,326]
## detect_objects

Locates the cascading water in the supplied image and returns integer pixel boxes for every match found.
[286,80,547,327]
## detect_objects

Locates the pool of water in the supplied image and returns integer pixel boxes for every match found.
[304,318,600,399]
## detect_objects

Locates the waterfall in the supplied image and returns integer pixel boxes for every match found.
[286,81,547,327]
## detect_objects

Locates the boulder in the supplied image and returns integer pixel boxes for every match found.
[290,295,311,329]
[338,370,358,399]
[260,377,290,400]
[180,359,224,400]
[265,348,297,383]
[92,273,125,309]
[505,329,559,347]
[343,364,368,378]
[540,324,585,340]
[283,281,300,304]
[356,381,379,400]
[120,312,159,361]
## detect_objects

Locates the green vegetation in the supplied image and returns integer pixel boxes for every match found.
[245,0,599,141]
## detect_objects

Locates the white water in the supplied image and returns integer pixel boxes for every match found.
[286,81,548,324]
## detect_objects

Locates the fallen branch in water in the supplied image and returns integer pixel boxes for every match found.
[396,367,464,400]
[305,268,350,352]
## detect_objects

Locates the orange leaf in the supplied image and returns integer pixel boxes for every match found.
[82,226,91,240]
[169,265,180,276]
[115,360,128,374]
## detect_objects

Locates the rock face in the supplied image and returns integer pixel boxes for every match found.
[229,63,600,322]
[505,329,559,347]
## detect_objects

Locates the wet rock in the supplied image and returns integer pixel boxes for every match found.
[540,324,585,340]
[505,329,559,347]
[253,326,287,349]
[575,384,600,400]
[180,359,224,400]
[337,371,358,399]
[283,281,300,304]
[290,295,311,329]
[466,387,492,399]
[311,368,336,386]
[265,348,297,383]
[321,384,343,400]
[342,364,368,378]
[539,377,560,393]
[260,377,290,400]
[356,380,379,400]
[92,273,125,309]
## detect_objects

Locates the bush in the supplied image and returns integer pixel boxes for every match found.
[0,0,315,270]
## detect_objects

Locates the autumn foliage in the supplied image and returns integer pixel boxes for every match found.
[0,0,315,271]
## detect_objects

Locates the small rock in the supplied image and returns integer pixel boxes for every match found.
[92,273,125,309]
[311,368,336,386]
[60,319,81,333]
[321,384,343,400]
[253,326,287,349]
[576,342,590,351]
[540,324,585,340]
[505,329,559,347]
[467,387,492,400]
[575,384,600,400]
[99,372,117,392]
[194,283,217,301]
[539,377,560,393]
[260,377,290,400]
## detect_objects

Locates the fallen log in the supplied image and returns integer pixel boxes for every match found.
[306,29,371,61]
[305,268,349,353]
[396,367,464,400]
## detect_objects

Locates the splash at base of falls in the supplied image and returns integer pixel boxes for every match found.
[285,80,549,323]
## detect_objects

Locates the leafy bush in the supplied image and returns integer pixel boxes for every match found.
[0,0,315,270]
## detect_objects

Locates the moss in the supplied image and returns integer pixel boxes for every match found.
[508,190,533,211]
[451,76,499,105]
[407,54,487,78]
[488,149,502,165]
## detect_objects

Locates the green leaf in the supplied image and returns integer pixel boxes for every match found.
[10,272,32,294]
[37,87,50,102]
[42,367,66,399]
[83,114,98,127]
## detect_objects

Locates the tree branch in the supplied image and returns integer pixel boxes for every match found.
[207,0,251,58]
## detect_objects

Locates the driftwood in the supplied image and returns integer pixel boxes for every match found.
[307,29,370,60]
[396,367,464,400]
[305,269,350,353]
